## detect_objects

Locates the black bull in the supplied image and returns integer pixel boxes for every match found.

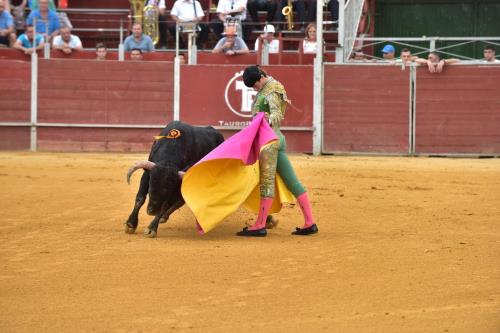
[125,121,224,237]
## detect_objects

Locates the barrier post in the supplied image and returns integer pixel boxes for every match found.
[173,56,180,121]
[30,51,38,151]
[313,0,324,155]
[118,21,124,61]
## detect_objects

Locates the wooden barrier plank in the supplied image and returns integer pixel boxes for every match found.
[0,60,30,124]
[0,127,30,150]
[415,66,500,155]
[323,65,410,154]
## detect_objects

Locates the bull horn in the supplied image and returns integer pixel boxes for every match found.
[127,160,156,184]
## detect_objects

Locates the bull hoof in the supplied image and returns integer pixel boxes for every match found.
[265,216,279,229]
[159,217,167,224]
[124,224,137,234]
[143,228,157,238]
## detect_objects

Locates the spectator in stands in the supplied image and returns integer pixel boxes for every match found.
[168,0,209,50]
[145,0,167,49]
[130,48,144,61]
[247,0,276,31]
[304,0,338,27]
[52,26,82,54]
[95,42,107,61]
[13,24,44,54]
[210,0,250,41]
[394,48,418,65]
[349,49,371,62]
[415,51,460,74]
[212,25,249,55]
[482,44,500,63]
[381,44,395,60]
[20,0,57,11]
[0,0,16,47]
[26,0,60,42]
[301,22,316,54]
[277,0,306,31]
[124,23,154,52]
[254,24,279,53]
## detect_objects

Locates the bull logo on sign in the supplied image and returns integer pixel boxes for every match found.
[224,70,257,118]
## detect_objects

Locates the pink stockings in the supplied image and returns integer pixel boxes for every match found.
[296,192,314,228]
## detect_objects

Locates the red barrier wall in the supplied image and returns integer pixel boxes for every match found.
[415,65,500,155]
[36,59,174,151]
[0,60,31,150]
[323,65,411,154]
[180,65,314,152]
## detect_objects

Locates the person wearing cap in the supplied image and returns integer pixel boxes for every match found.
[236,65,318,237]
[212,25,249,55]
[254,24,280,54]
[381,44,395,60]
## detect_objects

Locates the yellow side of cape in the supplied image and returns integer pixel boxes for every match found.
[181,158,295,233]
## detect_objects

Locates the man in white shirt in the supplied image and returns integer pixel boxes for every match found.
[254,24,280,54]
[482,44,500,63]
[52,26,83,54]
[168,0,208,49]
[210,0,250,41]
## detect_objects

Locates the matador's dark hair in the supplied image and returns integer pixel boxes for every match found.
[243,65,268,87]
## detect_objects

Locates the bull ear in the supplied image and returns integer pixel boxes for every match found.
[178,171,186,179]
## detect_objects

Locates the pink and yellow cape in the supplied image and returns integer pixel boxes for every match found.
[181,113,295,233]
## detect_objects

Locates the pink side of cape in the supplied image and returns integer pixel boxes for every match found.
[196,112,278,166]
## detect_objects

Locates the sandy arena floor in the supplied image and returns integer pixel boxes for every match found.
[0,152,499,333]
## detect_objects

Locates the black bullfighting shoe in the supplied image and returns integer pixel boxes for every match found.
[236,226,267,237]
[291,224,318,235]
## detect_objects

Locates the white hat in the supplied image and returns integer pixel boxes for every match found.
[264,24,275,34]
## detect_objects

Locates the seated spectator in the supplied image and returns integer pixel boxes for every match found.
[26,0,60,41]
[247,0,276,31]
[301,22,317,54]
[20,0,57,11]
[415,51,460,74]
[13,24,44,54]
[0,0,16,47]
[212,25,249,55]
[95,42,107,60]
[210,0,250,41]
[394,48,418,65]
[482,44,500,63]
[52,26,82,54]
[254,24,279,53]
[168,0,209,50]
[124,22,154,52]
[381,44,395,60]
[130,48,144,61]
[304,0,338,26]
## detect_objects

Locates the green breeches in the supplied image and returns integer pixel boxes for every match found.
[259,133,306,198]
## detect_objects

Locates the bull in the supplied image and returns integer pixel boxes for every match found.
[125,121,224,237]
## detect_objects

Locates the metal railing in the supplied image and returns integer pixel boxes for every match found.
[347,36,500,61]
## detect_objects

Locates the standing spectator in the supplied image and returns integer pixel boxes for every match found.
[415,51,460,74]
[276,0,306,31]
[26,0,60,41]
[123,22,154,52]
[212,25,249,55]
[247,0,276,31]
[482,44,500,63]
[381,44,395,60]
[210,0,249,41]
[0,0,16,47]
[254,24,279,53]
[395,48,417,64]
[168,0,208,49]
[95,42,107,60]
[300,22,316,54]
[130,48,144,61]
[13,24,44,54]
[52,26,82,53]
